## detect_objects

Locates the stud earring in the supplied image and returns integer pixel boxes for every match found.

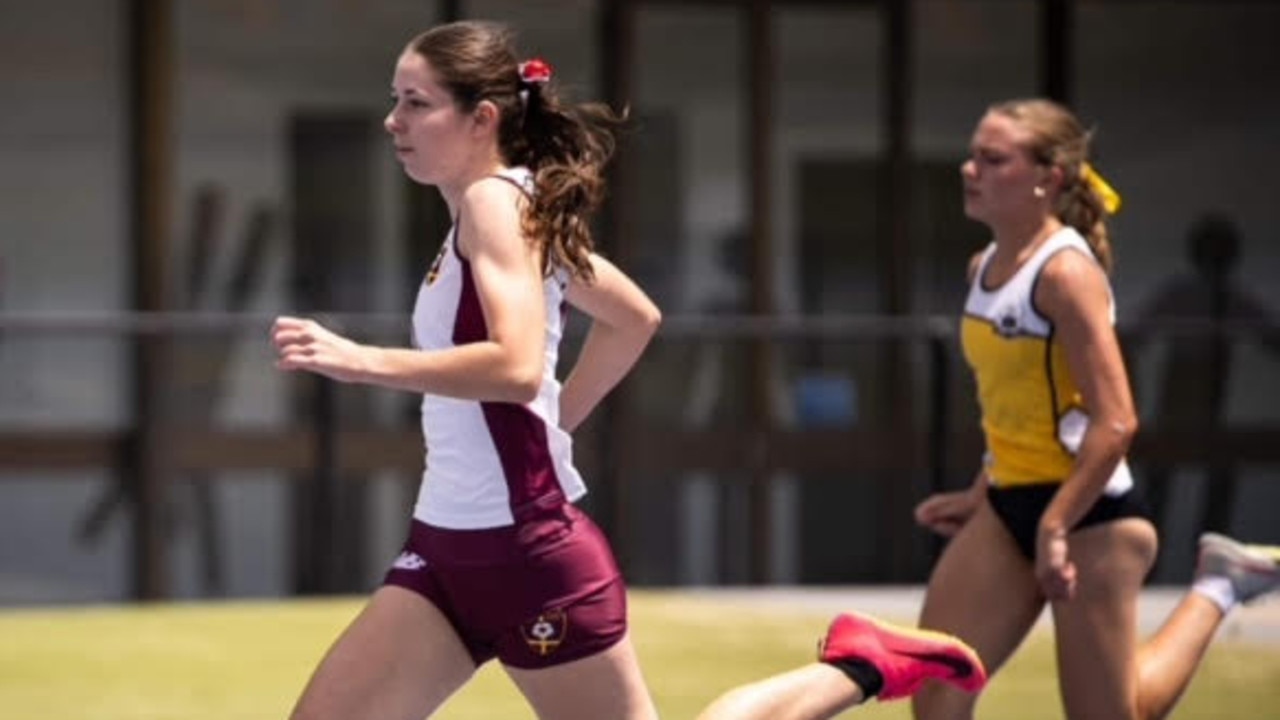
[1033,186,1046,198]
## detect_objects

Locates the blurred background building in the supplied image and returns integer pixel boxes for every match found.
[1,0,1278,603]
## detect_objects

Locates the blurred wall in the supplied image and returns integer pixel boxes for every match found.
[1,0,1278,601]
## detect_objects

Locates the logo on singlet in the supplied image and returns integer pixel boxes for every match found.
[996,313,1020,337]
[392,551,427,571]
[521,610,569,656]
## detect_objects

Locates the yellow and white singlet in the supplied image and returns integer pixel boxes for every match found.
[960,227,1133,496]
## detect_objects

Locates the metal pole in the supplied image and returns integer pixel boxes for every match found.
[1040,0,1074,103]
[596,0,637,569]
[879,0,918,581]
[745,0,776,585]
[125,0,174,601]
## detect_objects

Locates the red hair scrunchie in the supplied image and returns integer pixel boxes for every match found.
[518,58,553,86]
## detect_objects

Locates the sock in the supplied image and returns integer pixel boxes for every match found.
[824,658,884,699]
[1192,575,1238,614]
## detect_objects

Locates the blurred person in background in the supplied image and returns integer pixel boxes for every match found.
[1126,212,1280,544]
[911,98,1280,720]
[272,20,983,720]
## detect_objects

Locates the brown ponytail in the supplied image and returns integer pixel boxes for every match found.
[408,21,625,282]
[511,81,626,282]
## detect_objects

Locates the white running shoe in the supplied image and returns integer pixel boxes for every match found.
[1195,533,1280,606]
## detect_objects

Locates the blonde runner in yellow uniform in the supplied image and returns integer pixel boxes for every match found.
[911,98,1280,720]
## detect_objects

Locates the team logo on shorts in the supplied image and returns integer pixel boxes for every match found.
[521,610,569,656]
[392,551,427,571]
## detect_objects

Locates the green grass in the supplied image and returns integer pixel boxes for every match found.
[1,592,1276,719]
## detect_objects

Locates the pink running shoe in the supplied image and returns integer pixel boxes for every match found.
[818,610,988,701]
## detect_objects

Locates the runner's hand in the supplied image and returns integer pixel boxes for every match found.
[1036,529,1077,600]
[272,316,369,383]
[914,490,979,537]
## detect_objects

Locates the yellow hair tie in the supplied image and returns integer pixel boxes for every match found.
[1081,162,1122,215]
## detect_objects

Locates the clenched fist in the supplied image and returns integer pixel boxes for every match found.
[271,316,370,383]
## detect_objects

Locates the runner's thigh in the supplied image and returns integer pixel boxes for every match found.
[506,633,659,720]
[290,585,476,720]
[1052,518,1156,720]
[914,498,1045,720]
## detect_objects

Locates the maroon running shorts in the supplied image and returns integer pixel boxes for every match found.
[383,502,628,669]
